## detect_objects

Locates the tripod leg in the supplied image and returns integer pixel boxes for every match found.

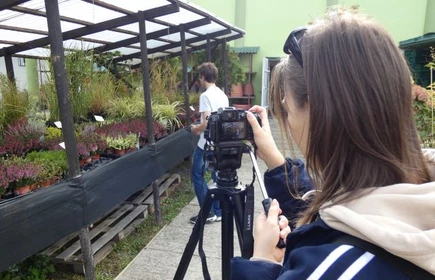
[221,199,234,280]
[173,192,214,280]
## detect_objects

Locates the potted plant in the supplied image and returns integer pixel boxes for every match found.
[88,143,100,161]
[0,163,8,200]
[36,159,59,188]
[5,157,41,196]
[106,136,128,156]
[124,133,138,153]
[77,142,91,165]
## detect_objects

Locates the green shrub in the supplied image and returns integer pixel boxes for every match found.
[0,74,30,130]
[0,255,55,280]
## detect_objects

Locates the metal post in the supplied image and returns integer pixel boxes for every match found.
[44,1,95,279]
[180,25,191,125]
[222,39,228,95]
[4,54,15,84]
[206,34,211,62]
[138,11,162,225]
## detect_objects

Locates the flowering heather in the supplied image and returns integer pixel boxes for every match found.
[5,159,41,187]
[77,142,90,158]
[0,164,8,189]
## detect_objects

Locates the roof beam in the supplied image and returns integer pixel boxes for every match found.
[121,28,231,62]
[166,34,243,59]
[99,17,210,58]
[0,0,29,11]
[130,34,241,70]
[0,4,178,57]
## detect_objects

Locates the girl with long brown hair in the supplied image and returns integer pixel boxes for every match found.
[231,8,435,280]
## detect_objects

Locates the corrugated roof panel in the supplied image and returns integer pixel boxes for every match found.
[156,7,202,25]
[83,30,134,42]
[63,40,103,50]
[2,14,84,32]
[57,0,124,24]
[100,0,172,13]
[166,46,185,53]
[145,40,170,49]
[19,0,50,10]
[190,22,226,35]
[217,30,239,39]
[119,21,168,34]
[0,10,22,22]
[17,47,50,58]
[160,32,195,42]
[190,40,207,47]
[0,0,245,60]
[0,29,44,42]
[110,47,139,55]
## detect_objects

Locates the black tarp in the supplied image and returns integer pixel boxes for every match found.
[0,127,198,271]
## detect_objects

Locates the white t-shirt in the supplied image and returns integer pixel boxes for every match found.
[197,85,229,149]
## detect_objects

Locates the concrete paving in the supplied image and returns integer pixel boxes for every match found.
[115,121,303,280]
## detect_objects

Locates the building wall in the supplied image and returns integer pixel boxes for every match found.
[424,0,435,34]
[189,0,432,105]
[332,0,428,42]
[0,57,29,92]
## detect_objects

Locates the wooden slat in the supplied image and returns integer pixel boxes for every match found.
[89,205,147,255]
[42,232,78,256]
[55,204,134,261]
[143,174,181,205]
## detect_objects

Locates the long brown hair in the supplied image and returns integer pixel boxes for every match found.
[270,8,430,225]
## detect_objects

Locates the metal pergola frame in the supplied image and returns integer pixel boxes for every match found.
[0,1,244,279]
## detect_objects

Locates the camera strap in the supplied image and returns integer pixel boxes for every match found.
[242,183,255,258]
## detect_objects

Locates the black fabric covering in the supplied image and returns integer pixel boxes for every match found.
[0,128,198,272]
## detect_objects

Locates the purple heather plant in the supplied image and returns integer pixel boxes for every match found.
[0,163,8,195]
[5,158,41,188]
[76,142,90,159]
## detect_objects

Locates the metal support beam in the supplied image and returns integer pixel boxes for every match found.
[0,4,179,57]
[0,0,28,10]
[130,33,241,70]
[148,29,229,57]
[44,1,95,279]
[165,34,243,60]
[138,10,162,225]
[206,34,212,62]
[180,25,191,126]
[4,54,15,84]
[222,39,228,95]
[111,17,210,62]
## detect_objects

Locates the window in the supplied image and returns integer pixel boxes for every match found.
[18,57,25,66]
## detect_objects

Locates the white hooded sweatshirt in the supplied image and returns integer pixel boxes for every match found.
[320,150,435,275]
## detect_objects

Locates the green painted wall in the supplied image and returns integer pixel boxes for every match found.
[243,0,327,104]
[189,0,432,105]
[25,58,39,94]
[188,0,236,26]
[424,0,435,34]
[334,0,427,42]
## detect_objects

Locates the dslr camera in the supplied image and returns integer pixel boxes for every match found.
[204,107,261,143]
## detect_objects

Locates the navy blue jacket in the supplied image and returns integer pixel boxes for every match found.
[231,159,409,280]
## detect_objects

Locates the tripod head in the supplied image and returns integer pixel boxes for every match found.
[204,141,254,188]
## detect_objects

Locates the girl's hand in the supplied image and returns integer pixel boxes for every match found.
[253,199,291,263]
[247,106,285,170]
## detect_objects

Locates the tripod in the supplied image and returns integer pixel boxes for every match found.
[173,168,255,280]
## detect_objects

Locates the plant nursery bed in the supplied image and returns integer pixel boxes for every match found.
[41,173,181,274]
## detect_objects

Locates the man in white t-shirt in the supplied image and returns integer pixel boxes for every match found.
[190,62,229,224]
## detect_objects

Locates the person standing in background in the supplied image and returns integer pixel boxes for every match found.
[190,62,229,224]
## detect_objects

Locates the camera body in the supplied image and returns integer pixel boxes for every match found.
[204,107,261,143]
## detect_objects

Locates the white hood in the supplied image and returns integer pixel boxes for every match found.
[320,149,435,275]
